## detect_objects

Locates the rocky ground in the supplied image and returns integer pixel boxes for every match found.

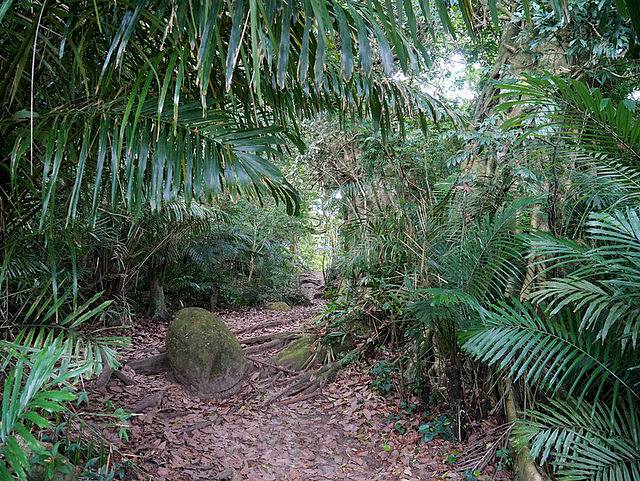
[86,283,512,481]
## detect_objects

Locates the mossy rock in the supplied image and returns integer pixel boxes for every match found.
[166,307,249,398]
[273,335,317,371]
[266,301,291,312]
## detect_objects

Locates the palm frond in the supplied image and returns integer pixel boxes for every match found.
[0,341,76,481]
[515,396,640,481]
[1,0,464,228]
[1,288,125,378]
[442,199,531,303]
[498,75,640,202]
[530,208,640,348]
[463,300,639,413]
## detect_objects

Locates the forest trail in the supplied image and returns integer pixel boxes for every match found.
[89,280,503,481]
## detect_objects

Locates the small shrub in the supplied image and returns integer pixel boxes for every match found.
[370,361,396,394]
[495,447,511,470]
[339,350,358,366]
[418,415,454,442]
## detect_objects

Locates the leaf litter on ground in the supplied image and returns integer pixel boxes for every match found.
[85,300,512,481]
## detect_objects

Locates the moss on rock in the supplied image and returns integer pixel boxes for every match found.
[266,301,291,312]
[166,307,248,398]
[273,335,317,371]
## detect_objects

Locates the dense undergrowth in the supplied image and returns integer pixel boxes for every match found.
[311,75,640,478]
[2,0,640,480]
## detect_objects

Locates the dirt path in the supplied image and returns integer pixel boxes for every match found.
[89,296,509,481]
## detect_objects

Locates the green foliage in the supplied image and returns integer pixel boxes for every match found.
[515,397,640,480]
[166,198,311,309]
[0,342,73,480]
[314,43,640,481]
[464,301,638,413]
[418,415,454,443]
[0,268,123,480]
[1,0,639,479]
[1,0,461,240]
[370,361,397,394]
[529,0,635,72]
[499,74,640,203]
[530,209,640,347]
[461,80,640,480]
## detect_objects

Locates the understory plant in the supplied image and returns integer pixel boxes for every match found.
[462,77,640,479]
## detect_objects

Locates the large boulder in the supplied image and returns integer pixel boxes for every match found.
[166,307,249,398]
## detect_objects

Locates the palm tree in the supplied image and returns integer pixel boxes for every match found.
[0,1,452,226]
[0,0,460,311]
[462,76,640,480]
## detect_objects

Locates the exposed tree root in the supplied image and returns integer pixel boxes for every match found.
[243,338,288,355]
[269,371,284,389]
[240,331,300,346]
[114,369,136,386]
[130,390,165,412]
[266,362,339,403]
[246,355,298,375]
[94,352,137,389]
[265,372,313,403]
[94,352,114,390]
[126,352,169,375]
[233,318,290,336]
[279,388,322,405]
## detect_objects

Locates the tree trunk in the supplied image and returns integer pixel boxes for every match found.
[210,282,220,311]
[463,14,569,480]
[148,261,170,321]
[503,380,547,481]
[445,356,467,441]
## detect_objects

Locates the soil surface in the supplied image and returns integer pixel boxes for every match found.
[87,283,511,481]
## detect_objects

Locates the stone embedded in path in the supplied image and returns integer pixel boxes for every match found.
[273,334,317,371]
[266,301,291,311]
[166,307,249,398]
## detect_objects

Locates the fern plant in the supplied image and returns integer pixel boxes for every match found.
[0,286,122,480]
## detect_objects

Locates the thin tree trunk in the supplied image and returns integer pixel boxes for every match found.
[210,281,220,311]
[148,261,169,321]
[460,13,567,479]
[445,355,467,441]
[503,380,547,481]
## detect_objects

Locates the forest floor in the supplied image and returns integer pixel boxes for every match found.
[87,281,511,481]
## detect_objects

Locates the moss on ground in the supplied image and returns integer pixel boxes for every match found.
[266,301,291,311]
[274,335,317,370]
